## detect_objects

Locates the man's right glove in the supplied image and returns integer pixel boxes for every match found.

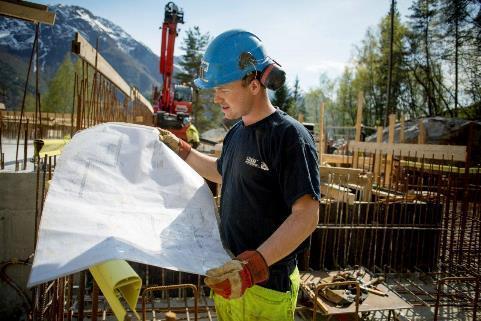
[204,250,269,300]
[157,128,192,160]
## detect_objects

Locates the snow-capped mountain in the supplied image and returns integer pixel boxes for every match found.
[0,4,178,107]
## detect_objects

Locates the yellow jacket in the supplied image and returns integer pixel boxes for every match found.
[186,123,200,144]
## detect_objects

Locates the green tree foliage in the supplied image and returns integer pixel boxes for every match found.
[291,76,304,118]
[175,26,223,132]
[350,9,410,126]
[406,0,447,116]
[439,0,471,114]
[176,26,210,86]
[336,67,357,126]
[272,83,295,116]
[42,54,75,113]
[24,92,37,112]
[303,73,336,134]
[300,1,481,128]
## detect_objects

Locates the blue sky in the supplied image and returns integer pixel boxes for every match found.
[39,1,413,91]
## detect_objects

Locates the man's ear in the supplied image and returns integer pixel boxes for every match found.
[249,79,262,95]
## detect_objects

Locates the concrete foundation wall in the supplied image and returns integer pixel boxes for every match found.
[0,171,37,320]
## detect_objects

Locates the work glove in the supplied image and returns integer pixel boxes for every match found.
[157,128,192,160]
[204,250,269,300]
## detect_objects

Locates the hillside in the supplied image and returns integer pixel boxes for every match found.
[0,4,179,109]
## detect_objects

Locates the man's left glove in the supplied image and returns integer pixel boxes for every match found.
[157,128,191,160]
[204,250,269,300]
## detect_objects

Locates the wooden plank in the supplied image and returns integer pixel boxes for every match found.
[320,183,355,205]
[353,92,364,168]
[385,114,396,187]
[374,127,383,183]
[72,32,131,96]
[399,114,405,143]
[320,154,353,165]
[2,111,74,126]
[0,1,55,25]
[349,141,467,162]
[399,160,481,174]
[362,172,373,202]
[320,167,364,186]
[371,188,405,200]
[320,166,363,176]
[319,166,372,201]
[418,119,426,144]
[72,34,153,115]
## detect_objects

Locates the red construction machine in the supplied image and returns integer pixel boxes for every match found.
[152,2,193,141]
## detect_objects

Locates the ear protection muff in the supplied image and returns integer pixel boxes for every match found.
[260,63,286,91]
[238,52,286,91]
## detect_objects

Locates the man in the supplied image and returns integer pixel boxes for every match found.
[183,116,200,149]
[159,29,320,321]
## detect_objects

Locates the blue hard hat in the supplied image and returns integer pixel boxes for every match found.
[194,29,273,89]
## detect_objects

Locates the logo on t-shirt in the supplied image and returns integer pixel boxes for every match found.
[245,156,269,171]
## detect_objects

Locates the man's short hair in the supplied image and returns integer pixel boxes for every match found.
[241,71,265,88]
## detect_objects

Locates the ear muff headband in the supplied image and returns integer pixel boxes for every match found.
[260,63,286,91]
[260,64,274,86]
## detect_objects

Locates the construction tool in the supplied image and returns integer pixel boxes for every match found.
[357,276,388,296]
[364,276,384,287]
[360,285,388,296]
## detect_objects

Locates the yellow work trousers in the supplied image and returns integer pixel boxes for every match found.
[213,267,300,321]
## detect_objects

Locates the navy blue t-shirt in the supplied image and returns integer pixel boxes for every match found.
[216,109,320,291]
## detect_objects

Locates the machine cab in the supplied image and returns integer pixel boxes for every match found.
[173,84,193,114]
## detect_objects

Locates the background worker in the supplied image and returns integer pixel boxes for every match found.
[183,116,200,149]
[159,29,320,321]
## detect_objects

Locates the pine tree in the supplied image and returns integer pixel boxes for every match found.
[303,88,323,126]
[176,26,210,86]
[336,67,357,126]
[379,9,409,122]
[24,92,37,112]
[353,12,409,125]
[407,0,446,116]
[439,0,471,115]
[42,54,75,113]
[292,76,304,118]
[175,27,223,132]
[272,83,295,116]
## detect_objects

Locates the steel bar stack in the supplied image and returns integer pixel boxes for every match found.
[309,129,481,319]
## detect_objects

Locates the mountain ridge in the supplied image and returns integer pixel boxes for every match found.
[0,3,178,109]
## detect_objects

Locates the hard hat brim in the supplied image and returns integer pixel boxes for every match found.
[194,78,211,89]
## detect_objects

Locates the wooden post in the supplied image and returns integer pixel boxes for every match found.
[385,114,396,187]
[374,127,383,185]
[418,119,426,144]
[318,102,325,165]
[353,92,364,168]
[399,113,405,143]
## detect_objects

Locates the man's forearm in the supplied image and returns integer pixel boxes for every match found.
[185,149,222,184]
[257,194,319,266]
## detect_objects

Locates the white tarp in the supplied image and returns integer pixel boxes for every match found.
[28,123,230,287]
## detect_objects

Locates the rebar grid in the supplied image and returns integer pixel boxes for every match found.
[371,266,480,321]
